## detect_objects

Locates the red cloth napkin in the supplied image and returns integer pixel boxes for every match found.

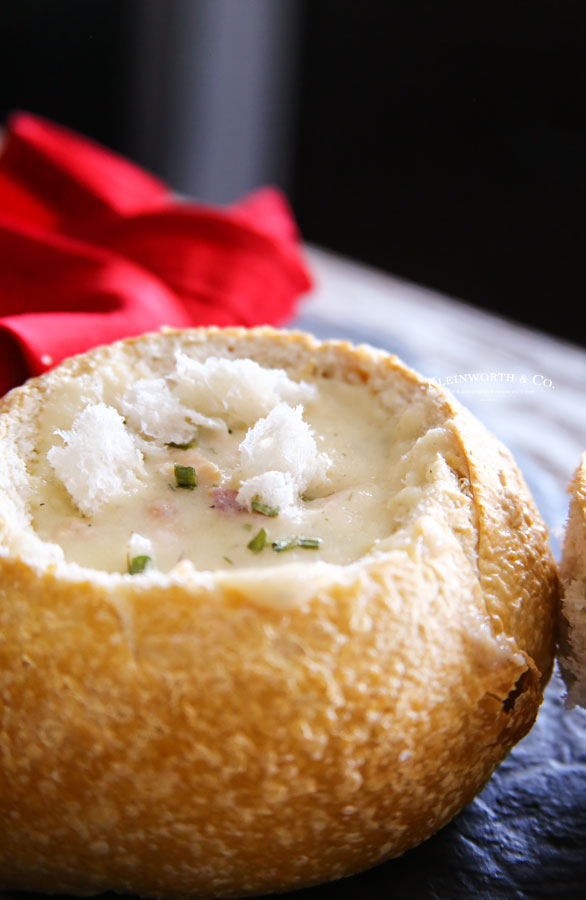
[0,112,312,396]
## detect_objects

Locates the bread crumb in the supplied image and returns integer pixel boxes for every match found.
[47,403,145,516]
[237,403,330,515]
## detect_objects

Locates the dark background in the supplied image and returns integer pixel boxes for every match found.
[1,0,585,345]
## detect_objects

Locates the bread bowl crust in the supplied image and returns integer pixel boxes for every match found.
[559,452,586,706]
[0,327,558,898]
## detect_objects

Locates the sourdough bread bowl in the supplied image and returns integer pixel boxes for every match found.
[0,327,558,898]
[559,452,586,707]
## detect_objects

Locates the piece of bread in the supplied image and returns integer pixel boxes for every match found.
[559,453,586,707]
[0,327,559,898]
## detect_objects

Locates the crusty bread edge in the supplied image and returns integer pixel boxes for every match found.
[559,452,586,707]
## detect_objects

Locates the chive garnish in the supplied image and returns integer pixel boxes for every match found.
[297,536,322,549]
[247,527,267,553]
[128,555,154,575]
[166,439,197,450]
[272,536,322,553]
[272,536,298,553]
[223,555,234,566]
[174,463,197,489]
[251,494,279,517]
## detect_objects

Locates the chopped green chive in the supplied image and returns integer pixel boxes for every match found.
[247,527,267,553]
[223,555,234,566]
[128,555,154,575]
[243,523,253,532]
[251,494,279,517]
[272,536,323,553]
[166,439,196,450]
[272,536,298,553]
[297,536,322,549]
[174,463,197,489]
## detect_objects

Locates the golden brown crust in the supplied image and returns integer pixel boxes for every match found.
[559,452,586,706]
[444,400,559,686]
[0,327,559,898]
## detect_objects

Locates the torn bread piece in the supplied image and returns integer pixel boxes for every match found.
[47,403,145,516]
[173,351,317,427]
[236,402,330,517]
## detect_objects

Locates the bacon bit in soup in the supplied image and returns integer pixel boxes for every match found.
[210,488,244,512]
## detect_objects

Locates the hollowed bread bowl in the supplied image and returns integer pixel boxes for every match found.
[0,327,558,898]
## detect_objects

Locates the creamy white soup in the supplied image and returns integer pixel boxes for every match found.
[30,366,397,574]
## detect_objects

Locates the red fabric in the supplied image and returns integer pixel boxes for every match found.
[0,112,312,396]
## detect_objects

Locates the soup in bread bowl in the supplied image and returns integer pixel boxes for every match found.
[0,327,558,898]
